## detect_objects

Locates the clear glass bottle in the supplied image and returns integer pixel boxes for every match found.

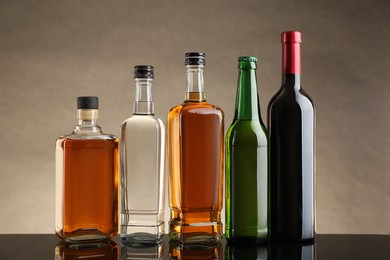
[225,56,269,244]
[167,53,224,244]
[55,96,119,242]
[120,65,166,244]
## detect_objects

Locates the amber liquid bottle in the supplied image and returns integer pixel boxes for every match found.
[55,96,118,242]
[168,52,224,244]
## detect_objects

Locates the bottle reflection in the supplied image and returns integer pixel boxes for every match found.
[226,242,316,260]
[269,242,316,260]
[55,240,118,259]
[169,240,222,259]
[121,241,163,259]
[225,244,267,260]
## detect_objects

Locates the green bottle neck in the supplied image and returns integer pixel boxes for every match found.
[234,63,261,121]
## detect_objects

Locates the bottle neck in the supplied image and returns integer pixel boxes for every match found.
[282,42,301,89]
[185,65,206,102]
[282,73,301,90]
[133,78,154,115]
[75,109,101,133]
[282,41,301,74]
[234,66,260,120]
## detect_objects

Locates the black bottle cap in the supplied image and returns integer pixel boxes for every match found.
[77,96,99,109]
[185,52,205,65]
[134,65,154,79]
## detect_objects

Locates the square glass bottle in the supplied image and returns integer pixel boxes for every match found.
[55,96,118,242]
[120,66,166,244]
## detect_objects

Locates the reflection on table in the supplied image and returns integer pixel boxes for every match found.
[55,239,118,259]
[169,240,222,259]
[121,240,164,259]
[226,242,315,260]
[225,243,268,259]
[269,242,316,260]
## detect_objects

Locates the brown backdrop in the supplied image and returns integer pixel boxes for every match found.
[0,0,389,234]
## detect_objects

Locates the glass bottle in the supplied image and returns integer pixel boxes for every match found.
[267,31,316,242]
[55,96,118,242]
[225,56,269,244]
[167,52,224,244]
[120,65,166,244]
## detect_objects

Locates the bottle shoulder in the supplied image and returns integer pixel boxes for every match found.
[122,115,165,126]
[121,115,166,136]
[227,120,268,146]
[173,101,224,115]
[57,132,117,141]
[56,134,118,149]
[269,86,314,111]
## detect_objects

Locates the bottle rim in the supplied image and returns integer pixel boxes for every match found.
[238,56,257,62]
[281,31,302,43]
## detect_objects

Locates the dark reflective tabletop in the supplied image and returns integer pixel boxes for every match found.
[0,234,389,259]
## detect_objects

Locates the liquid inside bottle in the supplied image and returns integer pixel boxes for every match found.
[168,53,224,244]
[55,96,118,242]
[120,66,166,244]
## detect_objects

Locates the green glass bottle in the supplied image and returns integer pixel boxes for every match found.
[225,56,269,244]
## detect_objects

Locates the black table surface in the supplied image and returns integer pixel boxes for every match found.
[0,234,389,259]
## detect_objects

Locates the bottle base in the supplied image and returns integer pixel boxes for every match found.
[271,234,316,244]
[121,231,164,246]
[121,211,165,245]
[169,210,222,245]
[56,228,116,243]
[226,235,268,245]
[121,223,164,245]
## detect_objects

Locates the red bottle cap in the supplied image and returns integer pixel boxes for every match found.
[281,31,302,43]
[281,31,302,74]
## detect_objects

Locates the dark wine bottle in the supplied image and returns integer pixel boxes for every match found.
[225,56,269,244]
[268,31,316,242]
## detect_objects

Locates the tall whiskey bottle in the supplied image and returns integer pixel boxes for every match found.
[55,96,118,242]
[120,65,166,243]
[168,52,224,244]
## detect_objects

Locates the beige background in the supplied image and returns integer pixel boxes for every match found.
[0,0,389,234]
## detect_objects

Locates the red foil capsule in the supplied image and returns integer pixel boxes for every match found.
[282,31,301,74]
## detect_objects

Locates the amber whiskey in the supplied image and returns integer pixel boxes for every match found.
[55,96,118,242]
[168,53,224,244]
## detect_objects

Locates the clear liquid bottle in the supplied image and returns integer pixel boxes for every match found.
[167,52,224,244]
[55,96,119,242]
[120,65,166,244]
